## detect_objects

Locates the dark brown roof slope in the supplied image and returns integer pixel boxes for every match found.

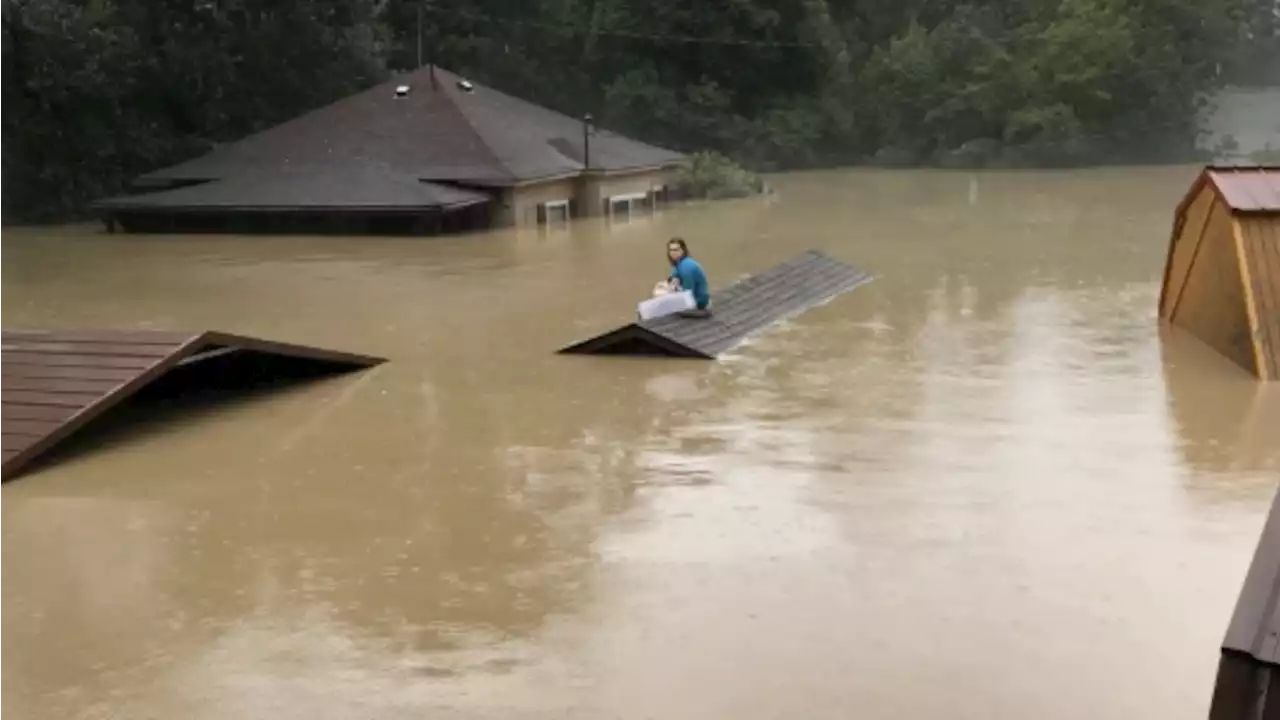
[428,67,686,181]
[2,329,385,481]
[96,166,489,213]
[123,66,684,193]
[559,251,875,358]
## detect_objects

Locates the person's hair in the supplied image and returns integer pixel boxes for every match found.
[667,237,690,257]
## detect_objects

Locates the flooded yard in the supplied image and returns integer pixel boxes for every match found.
[3,166,1278,719]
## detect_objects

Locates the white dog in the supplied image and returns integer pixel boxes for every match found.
[652,278,681,297]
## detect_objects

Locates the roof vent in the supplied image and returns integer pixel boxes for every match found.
[457,79,475,93]
[394,85,410,98]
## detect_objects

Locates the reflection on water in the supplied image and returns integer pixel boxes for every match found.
[4,166,1278,720]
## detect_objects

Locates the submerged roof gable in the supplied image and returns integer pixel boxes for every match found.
[1176,165,1280,219]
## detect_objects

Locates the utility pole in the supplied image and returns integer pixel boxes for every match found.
[416,3,423,68]
[583,113,593,169]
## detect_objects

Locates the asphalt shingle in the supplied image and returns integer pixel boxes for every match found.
[95,65,685,213]
[559,251,875,358]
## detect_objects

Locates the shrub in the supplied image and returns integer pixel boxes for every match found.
[671,151,766,201]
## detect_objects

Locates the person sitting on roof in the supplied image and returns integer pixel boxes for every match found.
[666,237,711,317]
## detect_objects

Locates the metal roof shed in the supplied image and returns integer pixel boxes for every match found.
[1158,166,1280,380]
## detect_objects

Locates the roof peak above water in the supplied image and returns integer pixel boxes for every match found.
[1180,165,1280,215]
[133,64,685,192]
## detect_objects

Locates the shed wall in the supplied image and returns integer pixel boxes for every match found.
[1161,185,1215,319]
[1168,197,1258,375]
[1236,216,1280,380]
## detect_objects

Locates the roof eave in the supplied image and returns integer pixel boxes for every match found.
[509,162,687,187]
[132,172,216,187]
[1174,167,1214,220]
[592,161,688,176]
[1205,163,1280,172]
[96,200,490,214]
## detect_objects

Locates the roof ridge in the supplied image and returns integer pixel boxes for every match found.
[417,67,520,182]
[1207,164,1280,172]
[1185,164,1280,214]
[124,64,683,196]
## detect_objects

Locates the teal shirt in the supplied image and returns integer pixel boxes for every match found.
[670,257,710,309]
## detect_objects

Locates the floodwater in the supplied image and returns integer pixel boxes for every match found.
[4,167,1279,720]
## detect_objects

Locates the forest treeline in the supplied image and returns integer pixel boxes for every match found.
[3,0,1278,222]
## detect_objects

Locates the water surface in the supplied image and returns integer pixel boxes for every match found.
[4,167,1278,720]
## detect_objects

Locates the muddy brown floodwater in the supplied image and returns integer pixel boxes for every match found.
[3,167,1279,720]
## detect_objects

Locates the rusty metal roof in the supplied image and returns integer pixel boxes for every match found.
[559,251,874,358]
[2,329,385,481]
[1178,166,1280,217]
[1208,166,1280,213]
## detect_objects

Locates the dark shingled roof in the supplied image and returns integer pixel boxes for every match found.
[109,66,684,209]
[559,251,875,358]
[95,166,489,212]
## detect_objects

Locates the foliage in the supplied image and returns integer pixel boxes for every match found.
[2,0,386,222]
[671,151,767,200]
[3,0,1276,221]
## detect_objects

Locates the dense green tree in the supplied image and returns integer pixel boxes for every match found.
[2,0,1273,222]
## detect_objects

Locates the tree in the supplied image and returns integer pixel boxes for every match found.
[1,0,1262,222]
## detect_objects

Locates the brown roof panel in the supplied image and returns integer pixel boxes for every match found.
[1,329,385,481]
[559,251,874,358]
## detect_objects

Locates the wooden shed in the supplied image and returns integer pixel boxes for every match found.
[1159,166,1280,380]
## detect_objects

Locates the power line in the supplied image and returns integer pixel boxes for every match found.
[420,4,821,49]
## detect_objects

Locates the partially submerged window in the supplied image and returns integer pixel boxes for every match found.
[606,192,651,221]
[537,199,570,225]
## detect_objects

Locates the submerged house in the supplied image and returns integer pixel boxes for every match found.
[1158,165,1280,380]
[94,66,686,235]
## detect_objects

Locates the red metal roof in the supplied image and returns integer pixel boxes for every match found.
[1206,166,1280,213]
